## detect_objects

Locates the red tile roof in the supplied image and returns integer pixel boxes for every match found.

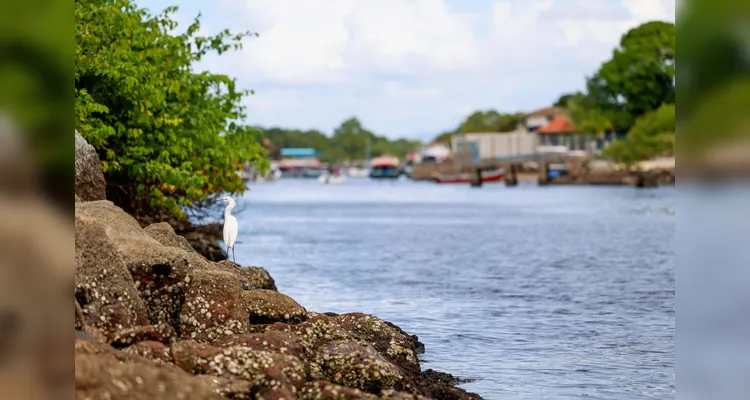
[537,116,575,134]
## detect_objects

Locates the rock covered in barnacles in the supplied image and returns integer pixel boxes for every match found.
[179,269,248,341]
[315,341,407,395]
[170,340,307,389]
[243,289,308,325]
[298,380,377,399]
[334,313,423,374]
[122,341,173,364]
[109,323,176,348]
[214,260,278,291]
[75,351,223,400]
[75,215,148,336]
[212,331,306,359]
[144,222,197,254]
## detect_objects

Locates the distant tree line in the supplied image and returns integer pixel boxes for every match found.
[432,110,525,144]
[258,117,423,162]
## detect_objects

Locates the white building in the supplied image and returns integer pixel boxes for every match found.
[451,128,539,160]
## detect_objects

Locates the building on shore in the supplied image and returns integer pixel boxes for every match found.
[451,130,538,160]
[449,106,628,160]
[278,148,324,178]
[524,106,569,132]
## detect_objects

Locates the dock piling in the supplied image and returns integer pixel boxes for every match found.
[538,160,550,186]
[470,168,483,187]
[505,163,518,186]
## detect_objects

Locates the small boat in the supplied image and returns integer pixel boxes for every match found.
[369,155,401,179]
[435,168,505,184]
[348,166,370,178]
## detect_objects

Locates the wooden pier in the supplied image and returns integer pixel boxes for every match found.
[412,152,571,187]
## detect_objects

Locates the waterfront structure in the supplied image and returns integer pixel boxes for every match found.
[278,147,324,178]
[536,116,626,152]
[524,106,568,132]
[451,129,538,160]
[280,148,319,159]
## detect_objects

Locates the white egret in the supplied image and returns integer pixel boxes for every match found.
[221,196,239,264]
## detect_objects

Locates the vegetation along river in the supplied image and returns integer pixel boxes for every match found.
[223,179,675,399]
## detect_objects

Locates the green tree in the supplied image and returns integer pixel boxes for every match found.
[75,0,267,218]
[0,0,71,204]
[456,110,523,133]
[677,0,750,156]
[603,103,675,165]
[563,95,612,135]
[432,109,524,144]
[590,21,675,121]
[553,92,584,108]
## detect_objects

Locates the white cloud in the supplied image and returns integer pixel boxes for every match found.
[188,0,677,138]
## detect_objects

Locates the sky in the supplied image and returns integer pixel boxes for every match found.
[138,0,676,141]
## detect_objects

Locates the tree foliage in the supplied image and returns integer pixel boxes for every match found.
[75,0,267,218]
[677,0,750,155]
[0,0,71,204]
[259,117,422,162]
[603,103,675,165]
[550,20,676,164]
[431,109,524,144]
[590,21,675,118]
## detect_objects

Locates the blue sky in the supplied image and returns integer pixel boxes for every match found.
[138,0,675,141]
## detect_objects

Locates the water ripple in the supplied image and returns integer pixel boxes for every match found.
[232,181,675,399]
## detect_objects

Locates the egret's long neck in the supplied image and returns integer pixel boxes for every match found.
[224,202,235,217]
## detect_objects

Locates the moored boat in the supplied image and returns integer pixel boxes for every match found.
[348,166,370,178]
[435,168,505,184]
[369,155,401,179]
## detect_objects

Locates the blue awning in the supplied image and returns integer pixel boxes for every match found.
[280,148,318,157]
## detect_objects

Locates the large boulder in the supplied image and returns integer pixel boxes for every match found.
[213,260,277,291]
[179,269,249,341]
[76,200,198,332]
[144,222,197,254]
[75,352,223,400]
[243,289,307,324]
[266,315,360,360]
[299,381,377,399]
[212,331,306,359]
[75,130,107,201]
[315,341,407,394]
[334,313,423,374]
[171,340,307,389]
[75,216,149,337]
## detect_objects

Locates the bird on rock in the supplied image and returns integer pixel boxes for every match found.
[221,196,239,264]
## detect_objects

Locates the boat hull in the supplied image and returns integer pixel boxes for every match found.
[348,167,370,178]
[436,169,505,184]
[369,166,401,179]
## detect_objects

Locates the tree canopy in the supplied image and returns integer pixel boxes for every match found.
[555,20,676,164]
[602,103,675,166]
[676,0,750,157]
[432,110,524,144]
[75,0,266,219]
[259,118,423,162]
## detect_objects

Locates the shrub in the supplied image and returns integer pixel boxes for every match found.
[75,0,267,218]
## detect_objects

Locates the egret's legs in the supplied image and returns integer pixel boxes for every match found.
[232,247,236,264]
[227,246,231,262]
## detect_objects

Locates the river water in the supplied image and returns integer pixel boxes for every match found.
[228,178,675,399]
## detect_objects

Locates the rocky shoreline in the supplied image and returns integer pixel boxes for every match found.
[75,133,482,400]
